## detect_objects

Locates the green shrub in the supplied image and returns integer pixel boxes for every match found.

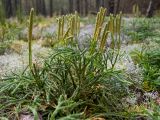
[130,46,160,91]
[124,18,158,43]
[0,22,23,55]
[0,41,10,55]
[143,100,160,120]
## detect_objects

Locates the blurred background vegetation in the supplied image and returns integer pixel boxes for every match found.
[0,0,160,18]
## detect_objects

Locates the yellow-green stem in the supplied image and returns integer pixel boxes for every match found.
[28,8,34,69]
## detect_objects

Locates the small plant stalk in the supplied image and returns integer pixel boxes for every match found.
[28,8,34,69]
[57,12,80,45]
[93,7,106,41]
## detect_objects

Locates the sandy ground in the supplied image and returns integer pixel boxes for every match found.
[0,44,50,77]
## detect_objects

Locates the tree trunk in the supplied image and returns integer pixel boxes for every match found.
[49,0,53,17]
[85,0,88,15]
[101,0,105,7]
[5,0,12,17]
[146,0,154,17]
[35,0,40,15]
[69,0,73,13]
[14,0,18,10]
[41,0,46,16]
[108,0,115,14]
[35,0,46,16]
[115,0,120,14]
[96,0,100,11]
[76,0,80,13]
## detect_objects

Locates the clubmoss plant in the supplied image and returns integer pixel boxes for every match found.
[110,12,122,68]
[57,16,64,41]
[28,8,34,69]
[93,7,106,41]
[99,23,109,52]
[91,8,122,68]
[50,95,83,119]
[90,7,106,54]
[108,13,122,48]
[0,8,138,120]
[57,12,80,45]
